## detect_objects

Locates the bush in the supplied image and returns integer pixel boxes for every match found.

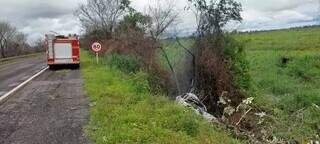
[130,71,150,94]
[103,53,170,95]
[147,65,172,95]
[224,36,251,90]
[105,54,142,74]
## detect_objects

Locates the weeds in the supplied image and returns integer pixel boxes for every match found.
[238,27,320,141]
[104,54,142,74]
[224,36,251,91]
[81,50,243,144]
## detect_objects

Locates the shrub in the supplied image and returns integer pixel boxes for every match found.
[147,65,172,95]
[105,54,142,74]
[103,53,171,95]
[130,71,150,94]
[224,36,251,90]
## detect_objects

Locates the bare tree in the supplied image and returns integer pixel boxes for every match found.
[145,0,182,94]
[146,0,179,41]
[32,38,46,52]
[0,21,17,58]
[12,32,28,55]
[75,0,131,38]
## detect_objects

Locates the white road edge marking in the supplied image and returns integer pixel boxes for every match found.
[0,66,49,104]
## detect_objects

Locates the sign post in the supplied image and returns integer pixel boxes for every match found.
[91,42,102,64]
[96,52,99,64]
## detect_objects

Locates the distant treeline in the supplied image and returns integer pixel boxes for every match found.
[239,24,320,34]
[0,21,44,59]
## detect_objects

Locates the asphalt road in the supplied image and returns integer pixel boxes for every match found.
[0,54,47,96]
[0,55,89,144]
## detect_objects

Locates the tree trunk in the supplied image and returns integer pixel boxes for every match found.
[160,47,181,95]
[0,45,5,58]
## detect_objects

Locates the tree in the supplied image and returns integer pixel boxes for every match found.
[0,21,17,58]
[116,9,151,35]
[32,38,45,52]
[145,0,182,94]
[76,0,131,39]
[188,0,242,41]
[11,32,27,55]
[186,0,244,115]
[146,0,179,41]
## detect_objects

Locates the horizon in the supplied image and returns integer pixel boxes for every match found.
[0,0,319,43]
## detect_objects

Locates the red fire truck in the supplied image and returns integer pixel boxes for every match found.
[45,34,80,69]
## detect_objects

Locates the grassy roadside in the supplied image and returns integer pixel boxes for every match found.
[80,50,243,144]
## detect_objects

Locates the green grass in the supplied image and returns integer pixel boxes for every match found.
[237,27,320,141]
[160,38,194,69]
[80,50,243,144]
[160,26,320,141]
[237,26,320,51]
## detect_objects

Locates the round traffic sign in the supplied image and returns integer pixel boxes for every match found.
[91,42,102,52]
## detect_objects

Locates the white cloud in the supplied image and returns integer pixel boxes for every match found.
[0,0,86,43]
[237,0,318,30]
[20,14,82,42]
[132,0,319,32]
[0,0,318,43]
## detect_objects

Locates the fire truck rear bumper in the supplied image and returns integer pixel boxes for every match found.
[48,59,80,65]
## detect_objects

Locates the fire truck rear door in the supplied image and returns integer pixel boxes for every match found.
[54,43,73,63]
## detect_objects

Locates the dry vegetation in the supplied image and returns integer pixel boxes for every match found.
[0,21,43,58]
[76,0,319,143]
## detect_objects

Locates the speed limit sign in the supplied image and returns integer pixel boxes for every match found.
[91,42,102,52]
[91,42,102,64]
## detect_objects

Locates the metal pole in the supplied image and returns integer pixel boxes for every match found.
[96,52,99,64]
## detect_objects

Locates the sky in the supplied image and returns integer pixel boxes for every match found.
[0,0,319,43]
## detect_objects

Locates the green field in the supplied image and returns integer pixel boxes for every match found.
[237,26,320,141]
[238,27,320,112]
[80,50,243,144]
[160,26,320,142]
